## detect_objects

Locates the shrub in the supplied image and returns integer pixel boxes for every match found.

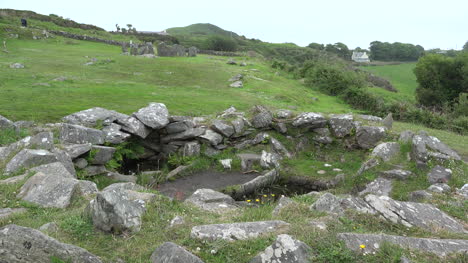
[204,35,237,51]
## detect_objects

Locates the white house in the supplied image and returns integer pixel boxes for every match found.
[351,52,370,63]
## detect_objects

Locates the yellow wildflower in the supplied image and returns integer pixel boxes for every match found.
[360,244,366,249]
[247,200,251,203]
[255,199,260,202]
[263,195,267,197]
[271,194,275,197]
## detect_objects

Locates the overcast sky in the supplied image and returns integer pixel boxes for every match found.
[2,0,467,50]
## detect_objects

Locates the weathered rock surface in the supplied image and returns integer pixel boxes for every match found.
[102,123,131,144]
[198,129,223,146]
[238,153,261,171]
[181,141,201,156]
[211,119,235,137]
[399,130,414,143]
[0,224,103,263]
[408,190,433,202]
[0,208,27,219]
[62,107,128,127]
[17,172,80,208]
[250,234,311,263]
[356,158,380,176]
[86,187,146,233]
[427,183,451,193]
[190,220,290,241]
[39,222,59,233]
[60,124,104,144]
[150,242,204,263]
[5,149,57,174]
[29,162,75,179]
[329,114,354,137]
[364,194,466,233]
[117,116,152,138]
[185,189,237,213]
[276,109,293,119]
[411,132,461,162]
[271,137,292,158]
[338,232,468,257]
[235,169,280,198]
[427,165,452,184]
[312,128,333,144]
[356,126,386,149]
[0,114,14,130]
[358,177,392,196]
[162,127,205,143]
[89,145,116,165]
[133,102,169,129]
[260,150,281,169]
[382,113,393,130]
[292,112,326,129]
[166,119,195,134]
[371,142,400,162]
[77,180,99,196]
[61,143,92,159]
[251,109,273,129]
[380,169,414,180]
[272,196,295,216]
[74,158,87,170]
[230,80,243,88]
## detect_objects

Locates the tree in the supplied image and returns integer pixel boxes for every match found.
[414,53,468,107]
[204,36,237,51]
[126,24,132,31]
[307,43,324,50]
[115,24,120,32]
[463,41,468,52]
[325,42,350,60]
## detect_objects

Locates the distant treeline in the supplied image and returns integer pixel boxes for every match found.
[369,41,424,61]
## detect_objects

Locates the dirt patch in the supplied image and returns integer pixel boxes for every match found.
[156,170,259,200]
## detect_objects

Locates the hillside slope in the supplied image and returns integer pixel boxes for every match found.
[167,23,239,38]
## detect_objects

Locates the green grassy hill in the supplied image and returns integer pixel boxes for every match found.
[167,23,239,38]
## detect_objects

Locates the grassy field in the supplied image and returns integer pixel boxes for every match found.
[362,63,417,103]
[0,38,353,122]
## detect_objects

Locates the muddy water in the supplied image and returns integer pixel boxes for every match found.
[156,170,259,200]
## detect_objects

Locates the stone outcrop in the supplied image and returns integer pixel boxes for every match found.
[150,242,204,263]
[250,234,311,263]
[0,224,103,263]
[292,112,326,129]
[411,131,461,162]
[371,142,400,162]
[133,102,169,129]
[329,114,354,137]
[191,220,290,241]
[184,189,238,213]
[5,149,57,174]
[356,126,386,149]
[60,124,104,144]
[427,165,452,184]
[338,232,468,257]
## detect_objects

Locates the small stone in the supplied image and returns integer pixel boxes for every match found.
[170,216,185,227]
[317,170,326,174]
[427,183,451,193]
[219,159,232,169]
[39,222,59,233]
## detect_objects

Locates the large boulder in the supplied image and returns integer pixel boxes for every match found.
[251,109,273,129]
[5,149,57,174]
[0,224,103,263]
[17,172,80,208]
[338,233,468,257]
[371,142,400,162]
[356,126,386,149]
[364,194,466,233]
[59,124,104,144]
[133,102,169,129]
[411,132,461,162]
[250,234,311,263]
[427,165,452,184]
[62,107,128,127]
[292,112,326,129]
[150,242,204,263]
[190,220,290,241]
[86,187,146,233]
[184,189,238,213]
[329,114,354,137]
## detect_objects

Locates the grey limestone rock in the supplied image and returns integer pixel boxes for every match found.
[5,149,57,174]
[249,234,311,263]
[89,145,116,165]
[427,165,452,184]
[371,142,400,162]
[329,114,354,138]
[358,177,392,196]
[292,112,326,129]
[62,107,128,127]
[338,232,468,257]
[185,189,237,213]
[133,102,169,129]
[59,124,104,145]
[0,224,102,263]
[190,220,290,241]
[17,172,80,208]
[356,126,386,149]
[150,242,204,263]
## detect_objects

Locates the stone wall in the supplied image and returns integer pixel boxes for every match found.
[49,30,124,46]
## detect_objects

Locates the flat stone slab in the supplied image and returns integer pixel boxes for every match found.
[133,102,169,129]
[60,124,104,145]
[0,224,102,263]
[62,107,128,127]
[5,149,57,174]
[358,177,392,196]
[29,162,75,179]
[338,232,468,257]
[185,189,238,213]
[190,220,290,241]
[250,234,311,263]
